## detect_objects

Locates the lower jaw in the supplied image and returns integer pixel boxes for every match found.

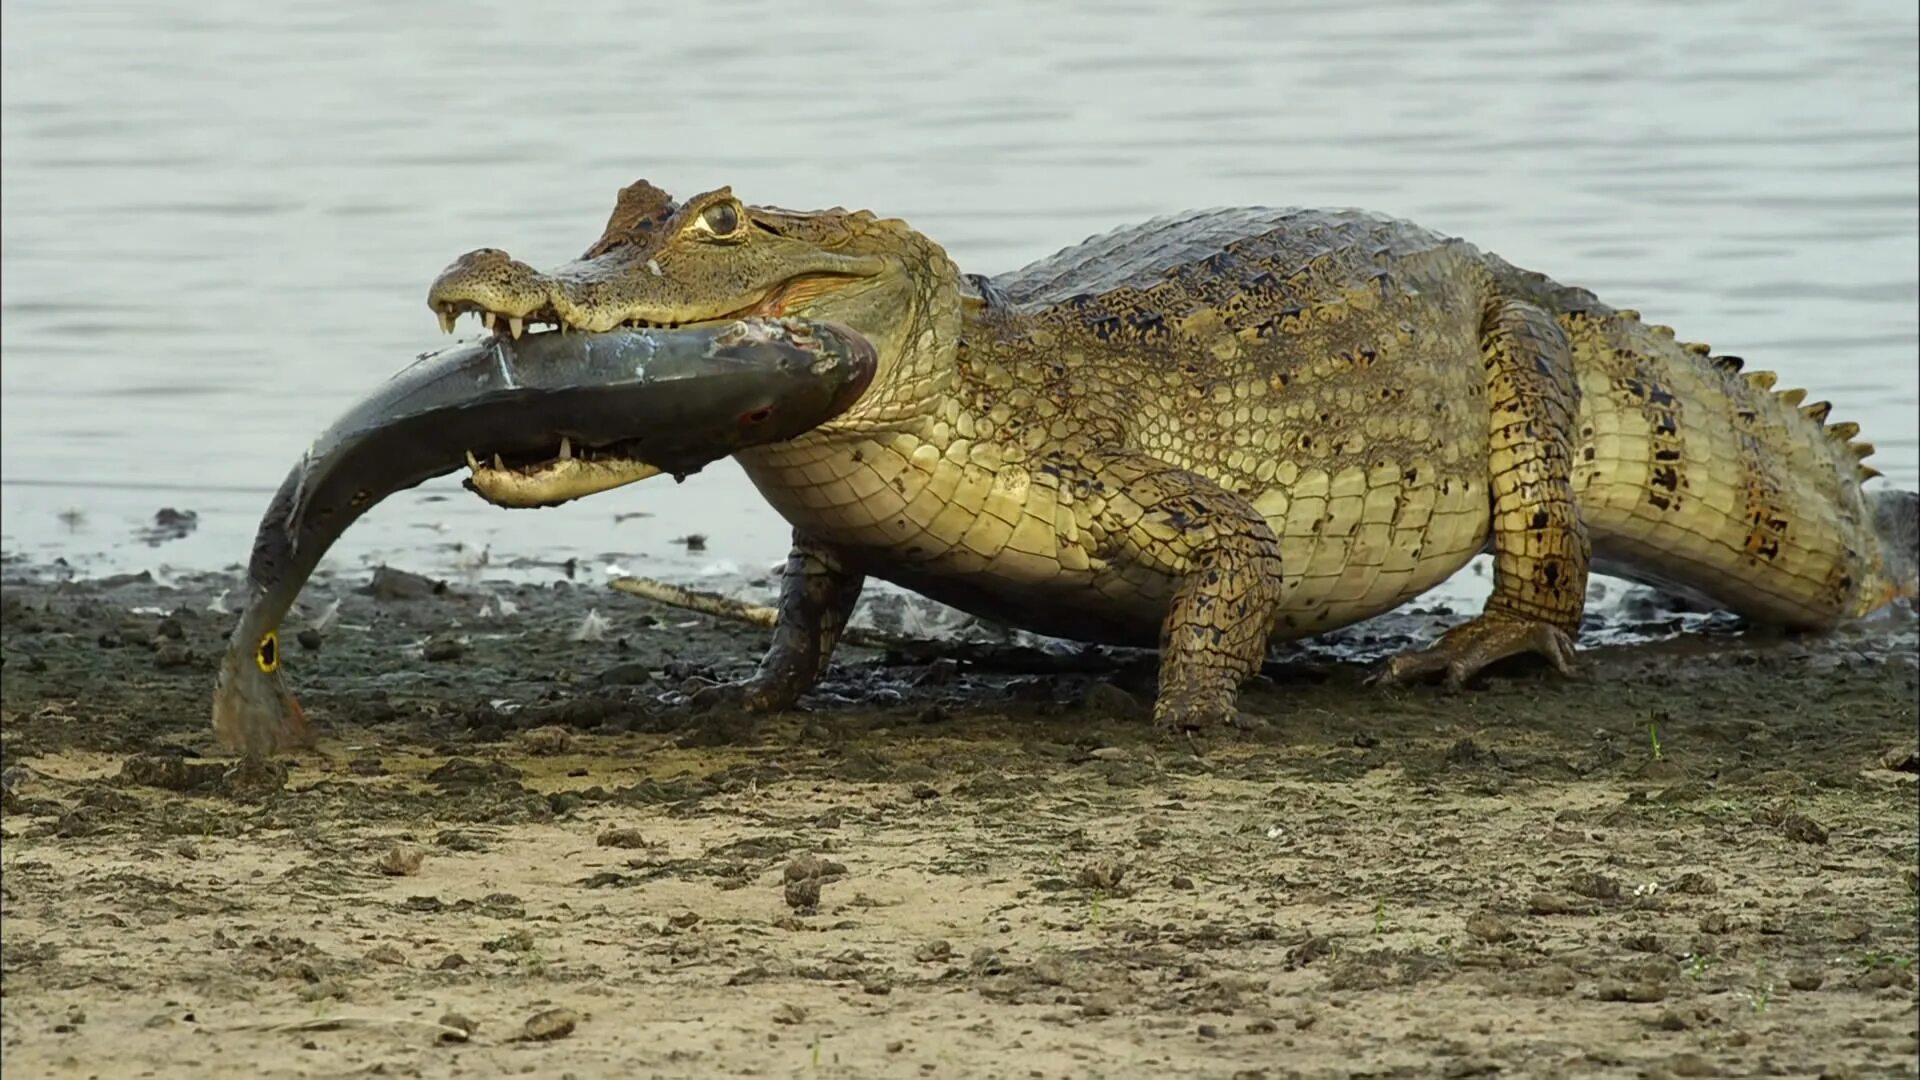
[464,458,663,508]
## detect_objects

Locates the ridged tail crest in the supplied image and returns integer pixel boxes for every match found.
[1486,255,1901,626]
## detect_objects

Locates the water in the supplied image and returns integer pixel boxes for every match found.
[4,0,1916,613]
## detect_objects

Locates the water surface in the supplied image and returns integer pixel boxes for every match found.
[3,0,1914,611]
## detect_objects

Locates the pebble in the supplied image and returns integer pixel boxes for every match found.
[375,844,425,876]
[520,1007,579,1041]
[422,636,465,662]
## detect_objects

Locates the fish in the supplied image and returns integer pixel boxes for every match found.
[212,318,876,758]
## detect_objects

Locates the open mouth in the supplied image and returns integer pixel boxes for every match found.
[430,274,858,339]
[462,435,671,508]
[433,282,802,336]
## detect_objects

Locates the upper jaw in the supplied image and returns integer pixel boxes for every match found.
[429,291,779,339]
[426,257,789,339]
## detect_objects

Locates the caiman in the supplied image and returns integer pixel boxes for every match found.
[428,180,1919,731]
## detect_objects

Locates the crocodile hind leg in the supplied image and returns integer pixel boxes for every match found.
[1075,451,1286,731]
[1377,298,1591,687]
[693,531,865,712]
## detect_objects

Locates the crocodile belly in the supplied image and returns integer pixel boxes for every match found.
[1247,458,1492,639]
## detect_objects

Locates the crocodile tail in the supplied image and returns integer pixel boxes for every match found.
[1482,254,1905,626]
[1867,488,1919,607]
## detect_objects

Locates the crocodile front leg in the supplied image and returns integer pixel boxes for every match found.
[1076,452,1286,732]
[695,530,865,712]
[1378,298,1591,687]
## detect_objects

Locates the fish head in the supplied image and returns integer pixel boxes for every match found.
[212,618,314,758]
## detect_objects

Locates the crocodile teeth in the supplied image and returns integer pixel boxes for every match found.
[509,316,525,340]
[465,450,481,472]
[492,453,505,470]
[559,436,573,461]
[480,311,498,333]
[438,308,457,334]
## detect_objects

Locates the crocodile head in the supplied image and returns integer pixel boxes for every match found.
[427,180,965,429]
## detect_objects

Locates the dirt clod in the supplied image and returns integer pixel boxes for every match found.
[1465,912,1516,943]
[596,827,653,848]
[519,1007,579,1041]
[519,725,573,755]
[375,844,425,876]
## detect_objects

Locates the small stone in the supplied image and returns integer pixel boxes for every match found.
[436,953,467,970]
[1666,1052,1717,1077]
[365,566,443,601]
[772,1003,807,1025]
[1196,1023,1219,1039]
[1769,810,1829,845]
[1527,891,1586,916]
[969,947,1004,976]
[520,1007,579,1041]
[1596,979,1667,1003]
[1831,916,1870,944]
[1082,681,1145,720]
[782,854,847,882]
[784,877,821,912]
[519,725,572,755]
[1169,874,1195,890]
[422,636,465,662]
[174,840,201,860]
[886,1040,905,1053]
[1653,1008,1692,1031]
[596,661,654,686]
[153,642,195,669]
[296,628,324,652]
[595,827,652,849]
[667,911,701,930]
[376,844,425,877]
[1466,911,1516,943]
[1077,860,1127,891]
[365,944,407,966]
[913,940,953,963]
[437,1012,476,1042]
[1669,872,1716,895]
[1565,871,1621,900]
[1787,968,1823,991]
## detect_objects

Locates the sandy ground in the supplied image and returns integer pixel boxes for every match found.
[1,563,1916,1079]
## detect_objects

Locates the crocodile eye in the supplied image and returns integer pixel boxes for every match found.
[256,631,280,673]
[699,202,740,237]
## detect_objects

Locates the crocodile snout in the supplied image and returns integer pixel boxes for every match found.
[427,248,551,333]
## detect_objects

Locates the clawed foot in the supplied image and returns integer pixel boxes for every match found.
[1370,612,1578,689]
[1153,687,1255,736]
[688,675,802,714]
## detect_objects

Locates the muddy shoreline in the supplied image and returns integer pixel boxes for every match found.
[2,562,1915,1077]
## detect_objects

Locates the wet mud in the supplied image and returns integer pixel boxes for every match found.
[1,563,1915,1077]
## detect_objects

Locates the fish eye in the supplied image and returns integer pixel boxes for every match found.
[256,631,279,673]
[697,202,741,237]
